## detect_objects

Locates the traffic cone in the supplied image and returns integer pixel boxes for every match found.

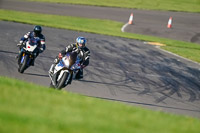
[128,13,134,24]
[167,17,173,28]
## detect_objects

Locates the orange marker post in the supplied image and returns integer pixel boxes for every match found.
[129,13,134,24]
[167,17,173,28]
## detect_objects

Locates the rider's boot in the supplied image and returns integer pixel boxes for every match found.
[49,63,56,75]
[75,69,83,79]
[30,58,35,66]
[31,53,39,66]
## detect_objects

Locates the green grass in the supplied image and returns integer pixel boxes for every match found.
[0,76,200,133]
[0,3,200,132]
[27,0,200,12]
[1,9,200,63]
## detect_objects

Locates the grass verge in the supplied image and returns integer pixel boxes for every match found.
[1,9,200,63]
[0,76,200,133]
[27,0,200,13]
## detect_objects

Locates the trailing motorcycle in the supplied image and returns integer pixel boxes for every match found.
[49,52,82,90]
[17,38,39,73]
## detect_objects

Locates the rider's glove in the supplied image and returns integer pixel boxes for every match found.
[17,40,23,47]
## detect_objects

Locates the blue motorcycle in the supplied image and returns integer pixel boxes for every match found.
[18,38,39,73]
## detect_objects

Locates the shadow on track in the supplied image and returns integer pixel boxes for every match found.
[24,72,49,77]
[0,50,18,55]
[191,33,200,43]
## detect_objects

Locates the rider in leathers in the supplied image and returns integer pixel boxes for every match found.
[49,36,90,84]
[16,25,46,66]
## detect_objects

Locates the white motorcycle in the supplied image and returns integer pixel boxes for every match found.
[17,38,39,73]
[49,52,82,89]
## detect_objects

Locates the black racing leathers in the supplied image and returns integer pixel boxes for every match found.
[61,43,90,67]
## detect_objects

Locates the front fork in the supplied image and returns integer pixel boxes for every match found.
[49,70,72,86]
[20,53,33,65]
[58,70,72,85]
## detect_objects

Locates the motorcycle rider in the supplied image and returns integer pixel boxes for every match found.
[16,25,46,66]
[49,36,90,83]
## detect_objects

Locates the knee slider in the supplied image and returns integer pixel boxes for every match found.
[54,58,59,63]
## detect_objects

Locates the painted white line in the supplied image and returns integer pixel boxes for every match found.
[144,41,200,67]
[121,22,129,32]
[155,45,200,67]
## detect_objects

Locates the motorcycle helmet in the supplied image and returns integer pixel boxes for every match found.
[76,36,86,48]
[33,25,42,36]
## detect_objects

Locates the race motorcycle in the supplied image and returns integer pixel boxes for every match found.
[49,52,82,90]
[17,38,39,73]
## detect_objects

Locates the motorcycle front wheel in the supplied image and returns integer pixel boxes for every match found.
[18,55,29,73]
[57,72,69,90]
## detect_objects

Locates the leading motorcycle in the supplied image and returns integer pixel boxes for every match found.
[49,52,82,90]
[17,38,39,73]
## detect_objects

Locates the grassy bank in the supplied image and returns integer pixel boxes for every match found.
[1,9,200,63]
[0,76,200,133]
[27,0,200,12]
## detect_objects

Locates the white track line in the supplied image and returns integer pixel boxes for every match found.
[122,24,200,67]
[121,22,129,32]
[155,45,200,67]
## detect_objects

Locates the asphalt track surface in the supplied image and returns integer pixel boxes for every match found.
[0,0,200,118]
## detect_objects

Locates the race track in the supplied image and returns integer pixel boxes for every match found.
[0,21,200,118]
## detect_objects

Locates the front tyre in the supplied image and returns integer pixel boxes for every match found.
[57,72,69,90]
[19,56,29,73]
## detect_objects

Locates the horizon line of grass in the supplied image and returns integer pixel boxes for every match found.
[0,9,200,63]
[1,76,200,133]
[27,0,200,13]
